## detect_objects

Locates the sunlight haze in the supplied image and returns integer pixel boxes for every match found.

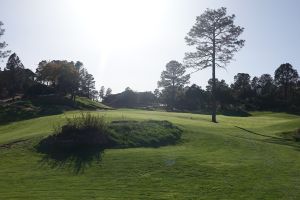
[1,0,299,92]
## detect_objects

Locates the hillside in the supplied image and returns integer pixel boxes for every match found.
[0,96,110,124]
[0,110,300,199]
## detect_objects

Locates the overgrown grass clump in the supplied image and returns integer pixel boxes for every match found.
[37,113,182,155]
[37,113,110,153]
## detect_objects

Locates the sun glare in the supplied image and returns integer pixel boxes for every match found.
[68,0,165,49]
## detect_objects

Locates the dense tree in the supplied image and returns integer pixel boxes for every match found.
[35,60,79,100]
[231,73,252,102]
[5,53,26,98]
[56,62,79,101]
[185,7,245,122]
[258,74,275,97]
[207,78,233,109]
[77,67,95,98]
[0,21,10,60]
[182,84,207,110]
[105,88,112,97]
[157,60,190,109]
[274,63,299,100]
[103,88,156,108]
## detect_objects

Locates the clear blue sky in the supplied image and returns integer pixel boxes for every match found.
[0,0,299,93]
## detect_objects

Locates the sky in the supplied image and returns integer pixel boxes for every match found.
[0,0,300,93]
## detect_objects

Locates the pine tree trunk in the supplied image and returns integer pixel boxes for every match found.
[211,33,217,123]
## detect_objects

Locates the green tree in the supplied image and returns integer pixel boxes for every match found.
[56,62,79,101]
[35,60,79,100]
[78,67,95,98]
[274,63,299,100]
[158,60,190,109]
[5,53,25,98]
[105,87,112,97]
[231,73,252,102]
[207,78,232,109]
[185,7,245,122]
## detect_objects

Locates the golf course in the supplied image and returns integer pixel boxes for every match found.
[1,1,300,199]
[0,109,300,199]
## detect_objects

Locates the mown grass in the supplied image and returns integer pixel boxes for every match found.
[0,109,300,199]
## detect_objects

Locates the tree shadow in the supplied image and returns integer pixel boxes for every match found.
[234,126,300,151]
[221,109,251,117]
[36,144,104,174]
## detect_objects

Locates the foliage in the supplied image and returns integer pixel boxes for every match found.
[99,85,105,100]
[35,60,80,100]
[185,7,245,122]
[37,113,110,152]
[103,88,157,108]
[105,87,112,97]
[1,53,35,98]
[157,60,190,109]
[0,21,10,59]
[274,63,299,100]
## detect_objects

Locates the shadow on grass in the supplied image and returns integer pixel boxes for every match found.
[234,126,300,151]
[221,109,251,117]
[36,144,104,174]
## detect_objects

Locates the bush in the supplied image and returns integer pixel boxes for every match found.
[37,113,110,153]
[25,83,55,97]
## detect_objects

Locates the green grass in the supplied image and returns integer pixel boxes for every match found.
[0,96,110,124]
[0,109,300,199]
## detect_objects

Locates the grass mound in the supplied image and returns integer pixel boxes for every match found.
[109,120,182,148]
[36,113,182,158]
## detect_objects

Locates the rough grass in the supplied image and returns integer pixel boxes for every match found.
[108,120,182,148]
[0,109,300,199]
[0,96,110,124]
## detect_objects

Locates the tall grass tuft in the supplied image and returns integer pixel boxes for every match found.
[64,112,108,132]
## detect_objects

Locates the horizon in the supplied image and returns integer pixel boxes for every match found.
[1,0,300,93]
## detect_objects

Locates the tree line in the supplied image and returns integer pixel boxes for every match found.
[0,52,102,101]
[156,61,299,114]
[103,61,299,115]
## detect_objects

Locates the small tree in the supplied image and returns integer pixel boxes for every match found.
[158,60,190,109]
[274,63,299,100]
[99,86,105,100]
[185,7,245,122]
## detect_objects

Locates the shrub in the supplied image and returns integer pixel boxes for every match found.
[37,113,110,153]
